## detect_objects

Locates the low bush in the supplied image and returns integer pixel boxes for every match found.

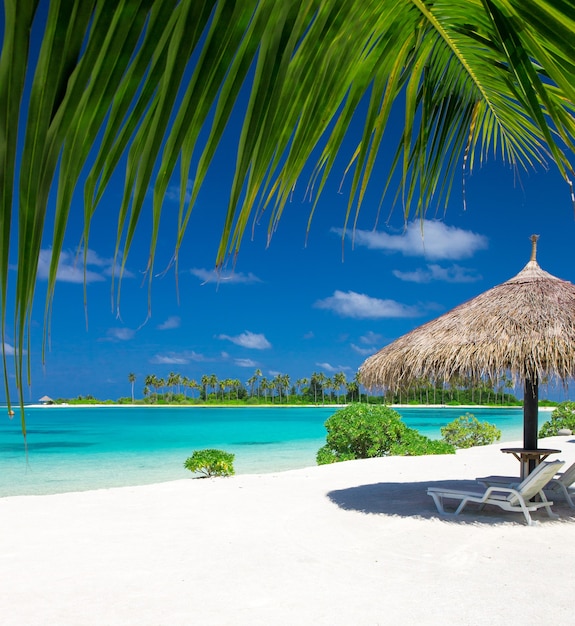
[316,404,454,465]
[184,449,235,477]
[440,413,501,448]
[539,402,575,437]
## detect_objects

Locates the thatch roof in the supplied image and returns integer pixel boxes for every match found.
[360,236,575,391]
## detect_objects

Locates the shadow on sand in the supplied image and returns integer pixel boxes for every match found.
[327,478,575,525]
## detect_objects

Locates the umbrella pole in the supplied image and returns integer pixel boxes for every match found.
[524,377,539,471]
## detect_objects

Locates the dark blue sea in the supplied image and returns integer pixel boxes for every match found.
[0,405,542,496]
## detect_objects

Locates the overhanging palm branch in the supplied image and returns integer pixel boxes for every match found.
[1,0,575,429]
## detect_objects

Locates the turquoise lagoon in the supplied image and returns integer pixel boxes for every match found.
[0,405,544,497]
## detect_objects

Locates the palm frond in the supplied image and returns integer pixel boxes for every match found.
[1,0,575,432]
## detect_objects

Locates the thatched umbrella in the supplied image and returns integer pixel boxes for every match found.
[359,235,575,452]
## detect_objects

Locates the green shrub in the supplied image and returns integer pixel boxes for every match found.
[389,428,455,456]
[316,403,454,465]
[184,449,235,477]
[539,402,575,437]
[440,413,501,448]
[316,445,356,465]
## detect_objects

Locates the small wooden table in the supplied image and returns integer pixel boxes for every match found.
[501,447,561,480]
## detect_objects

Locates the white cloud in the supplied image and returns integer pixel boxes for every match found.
[157,316,181,330]
[303,331,314,340]
[191,268,261,284]
[103,328,135,342]
[359,331,384,345]
[235,358,258,368]
[217,331,272,349]
[37,248,133,284]
[3,343,15,355]
[335,220,488,260]
[150,354,189,365]
[315,362,352,373]
[149,350,208,364]
[393,263,482,283]
[314,290,421,319]
[165,179,193,203]
[350,344,377,356]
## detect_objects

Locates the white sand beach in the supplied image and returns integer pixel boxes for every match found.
[2,435,575,626]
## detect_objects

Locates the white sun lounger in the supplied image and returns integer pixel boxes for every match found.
[544,461,575,509]
[478,460,575,510]
[427,459,564,525]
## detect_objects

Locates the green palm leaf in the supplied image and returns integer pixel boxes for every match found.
[1,0,574,434]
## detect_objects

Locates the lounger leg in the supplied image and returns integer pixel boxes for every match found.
[518,501,534,526]
[559,484,575,509]
[429,492,447,515]
[454,498,470,516]
[538,492,559,519]
[429,492,468,516]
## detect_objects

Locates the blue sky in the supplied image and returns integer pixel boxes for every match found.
[3,10,575,403]
[6,151,575,403]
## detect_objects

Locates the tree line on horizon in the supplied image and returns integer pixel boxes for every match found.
[113,370,525,407]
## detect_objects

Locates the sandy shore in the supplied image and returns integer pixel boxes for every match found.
[2,435,574,626]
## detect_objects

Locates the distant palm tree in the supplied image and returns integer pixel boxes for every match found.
[231,378,242,400]
[247,371,259,399]
[295,378,308,398]
[333,372,347,404]
[201,375,210,400]
[317,373,327,404]
[181,376,189,398]
[167,372,181,399]
[218,379,228,401]
[346,381,359,403]
[260,377,270,403]
[353,372,363,404]
[208,374,218,399]
[128,373,136,403]
[188,379,201,399]
[144,374,159,403]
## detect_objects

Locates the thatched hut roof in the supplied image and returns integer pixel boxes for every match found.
[359,236,575,391]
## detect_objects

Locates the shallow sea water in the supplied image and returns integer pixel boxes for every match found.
[0,405,535,496]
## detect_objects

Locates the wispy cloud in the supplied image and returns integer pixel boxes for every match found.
[393,263,482,283]
[157,316,181,330]
[235,358,258,368]
[350,330,384,356]
[191,268,262,284]
[334,220,488,260]
[165,179,193,203]
[149,350,209,364]
[315,362,352,373]
[303,331,314,340]
[359,331,384,345]
[315,290,421,319]
[36,248,133,284]
[350,344,377,356]
[2,343,15,356]
[217,331,272,349]
[102,328,136,342]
